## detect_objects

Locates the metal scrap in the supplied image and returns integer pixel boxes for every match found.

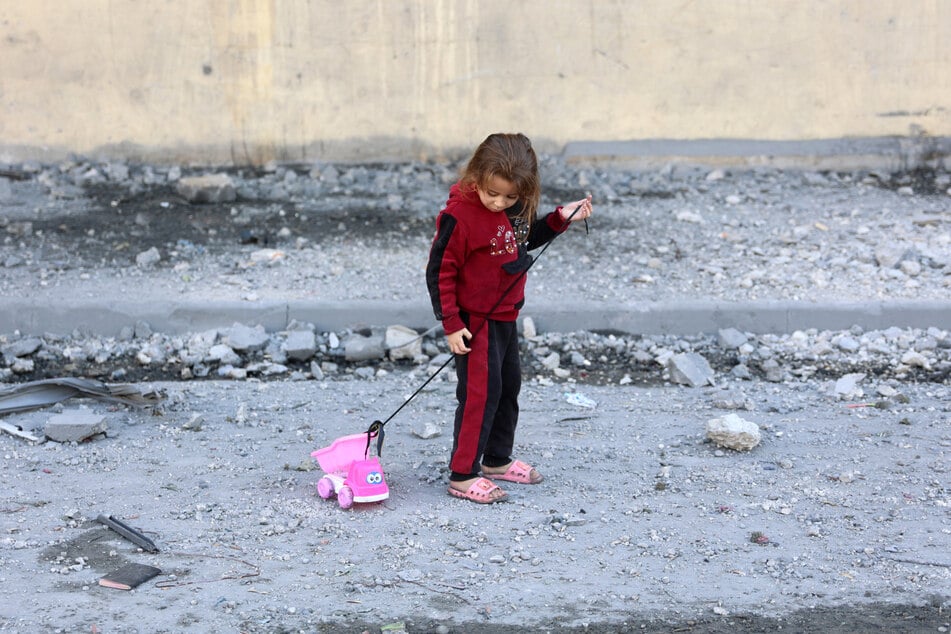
[0,378,165,416]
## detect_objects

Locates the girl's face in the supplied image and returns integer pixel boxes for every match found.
[476,175,519,212]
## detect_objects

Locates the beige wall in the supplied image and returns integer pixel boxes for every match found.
[1,0,949,165]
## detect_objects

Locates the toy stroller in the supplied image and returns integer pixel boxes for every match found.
[311,431,389,509]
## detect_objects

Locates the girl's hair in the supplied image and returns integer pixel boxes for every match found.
[459,133,540,231]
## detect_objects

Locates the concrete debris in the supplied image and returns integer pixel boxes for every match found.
[411,421,442,439]
[760,358,785,382]
[175,173,236,203]
[522,316,537,339]
[248,248,285,266]
[344,332,385,362]
[834,372,866,398]
[0,321,948,387]
[385,325,422,361]
[717,327,748,349]
[667,352,715,387]
[706,413,762,451]
[1,336,43,359]
[44,410,107,443]
[283,330,317,361]
[0,420,43,442]
[225,323,269,352]
[208,343,241,366]
[0,377,165,415]
[135,246,161,268]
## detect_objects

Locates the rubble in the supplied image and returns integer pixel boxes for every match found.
[174,173,236,203]
[705,413,762,451]
[0,321,948,387]
[44,410,107,443]
[0,156,949,631]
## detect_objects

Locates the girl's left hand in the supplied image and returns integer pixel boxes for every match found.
[560,195,593,223]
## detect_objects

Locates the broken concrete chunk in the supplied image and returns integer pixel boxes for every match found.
[717,327,748,349]
[344,333,385,362]
[175,173,236,203]
[224,323,269,352]
[45,411,107,443]
[522,316,537,339]
[706,413,761,451]
[667,352,715,387]
[283,330,317,361]
[135,247,161,268]
[834,372,866,398]
[386,325,421,361]
[411,422,442,439]
[207,343,241,366]
[1,336,44,358]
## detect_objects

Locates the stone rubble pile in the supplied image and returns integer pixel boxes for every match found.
[1,320,947,388]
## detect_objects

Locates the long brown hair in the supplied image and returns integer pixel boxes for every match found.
[459,133,541,232]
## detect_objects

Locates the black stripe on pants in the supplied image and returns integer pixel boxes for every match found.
[450,316,521,479]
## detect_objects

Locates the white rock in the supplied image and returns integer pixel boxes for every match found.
[522,316,537,339]
[834,372,866,397]
[706,414,761,451]
[900,350,931,369]
[386,325,422,361]
[135,247,161,268]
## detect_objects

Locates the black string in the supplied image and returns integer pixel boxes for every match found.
[365,201,589,451]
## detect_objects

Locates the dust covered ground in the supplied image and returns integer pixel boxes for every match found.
[1,378,949,633]
[1,160,950,632]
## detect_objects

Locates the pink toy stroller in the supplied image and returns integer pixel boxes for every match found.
[311,431,389,509]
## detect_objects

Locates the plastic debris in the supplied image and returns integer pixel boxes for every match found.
[564,392,597,408]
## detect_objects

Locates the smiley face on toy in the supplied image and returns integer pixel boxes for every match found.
[346,457,389,503]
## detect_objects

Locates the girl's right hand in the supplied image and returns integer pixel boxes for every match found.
[447,328,472,355]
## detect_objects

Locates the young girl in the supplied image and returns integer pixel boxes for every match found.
[426,133,593,504]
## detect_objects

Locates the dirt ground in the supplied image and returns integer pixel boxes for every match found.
[1,377,948,633]
[1,162,950,632]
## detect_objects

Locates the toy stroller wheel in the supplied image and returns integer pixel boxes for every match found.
[316,476,335,499]
[337,485,354,509]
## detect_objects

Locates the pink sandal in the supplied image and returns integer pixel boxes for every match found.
[482,460,544,484]
[448,477,509,504]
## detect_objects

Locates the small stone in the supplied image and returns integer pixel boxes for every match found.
[522,316,537,339]
[135,247,161,268]
[834,373,866,398]
[706,413,761,451]
[386,325,422,361]
[1,337,43,358]
[344,333,386,362]
[667,352,715,387]
[225,323,269,352]
[717,328,748,349]
[411,422,442,439]
[283,330,317,361]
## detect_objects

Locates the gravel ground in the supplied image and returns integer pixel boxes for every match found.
[1,159,950,632]
[2,158,949,308]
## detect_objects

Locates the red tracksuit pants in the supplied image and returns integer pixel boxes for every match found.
[450,315,521,479]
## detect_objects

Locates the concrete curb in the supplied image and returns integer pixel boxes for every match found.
[2,298,949,337]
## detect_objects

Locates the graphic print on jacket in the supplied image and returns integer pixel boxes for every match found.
[489,225,517,257]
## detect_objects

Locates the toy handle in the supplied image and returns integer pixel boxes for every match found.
[364,420,385,457]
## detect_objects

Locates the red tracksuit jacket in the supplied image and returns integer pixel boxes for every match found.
[426,183,569,335]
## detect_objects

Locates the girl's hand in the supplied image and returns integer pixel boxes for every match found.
[447,328,472,355]
[560,195,593,223]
